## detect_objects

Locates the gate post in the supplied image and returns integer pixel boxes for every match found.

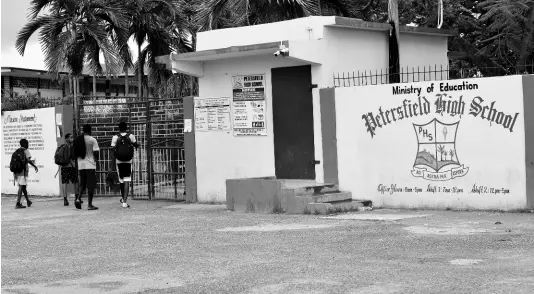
[183,96,197,202]
[146,99,154,200]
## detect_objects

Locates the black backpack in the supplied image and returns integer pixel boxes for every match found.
[54,143,73,166]
[114,133,134,161]
[10,148,26,173]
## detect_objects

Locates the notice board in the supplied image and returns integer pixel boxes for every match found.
[194,97,231,132]
[232,74,267,136]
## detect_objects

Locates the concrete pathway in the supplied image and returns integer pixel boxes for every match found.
[2,196,534,293]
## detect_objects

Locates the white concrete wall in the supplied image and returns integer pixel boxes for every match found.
[13,87,37,96]
[197,16,336,51]
[321,27,389,88]
[196,55,308,202]
[39,89,63,98]
[399,33,449,82]
[334,76,527,210]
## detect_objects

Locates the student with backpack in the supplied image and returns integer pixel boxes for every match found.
[73,124,100,210]
[55,133,78,206]
[10,139,38,209]
[110,121,138,208]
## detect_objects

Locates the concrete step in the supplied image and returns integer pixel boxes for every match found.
[292,183,338,196]
[296,191,352,203]
[304,200,372,215]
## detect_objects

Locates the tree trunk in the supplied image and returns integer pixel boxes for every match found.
[138,45,142,98]
[93,74,97,97]
[73,75,79,134]
[124,68,129,96]
[68,74,73,96]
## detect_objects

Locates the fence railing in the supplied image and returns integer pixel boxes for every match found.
[333,64,534,88]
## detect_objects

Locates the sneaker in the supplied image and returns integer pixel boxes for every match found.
[64,198,69,206]
[88,205,98,210]
[75,200,82,210]
[120,198,124,204]
[26,200,32,207]
[15,203,26,209]
[122,202,130,208]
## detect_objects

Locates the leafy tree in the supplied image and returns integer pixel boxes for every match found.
[449,149,455,161]
[478,0,534,71]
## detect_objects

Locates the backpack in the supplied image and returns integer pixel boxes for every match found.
[114,133,134,161]
[10,148,26,174]
[54,143,73,166]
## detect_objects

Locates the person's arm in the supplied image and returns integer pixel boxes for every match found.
[26,150,38,172]
[130,134,139,149]
[110,135,116,171]
[92,137,100,167]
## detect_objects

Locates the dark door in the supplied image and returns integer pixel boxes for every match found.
[271,65,316,179]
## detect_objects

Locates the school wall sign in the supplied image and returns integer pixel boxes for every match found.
[324,75,534,210]
[1,106,73,196]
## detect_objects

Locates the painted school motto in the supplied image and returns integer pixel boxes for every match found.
[331,75,532,210]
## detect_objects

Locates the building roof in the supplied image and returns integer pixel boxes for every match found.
[156,16,456,77]
[1,66,139,79]
[330,17,456,36]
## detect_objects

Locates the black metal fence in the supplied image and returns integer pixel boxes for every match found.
[333,64,534,88]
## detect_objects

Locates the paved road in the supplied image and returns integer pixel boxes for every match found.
[2,196,534,294]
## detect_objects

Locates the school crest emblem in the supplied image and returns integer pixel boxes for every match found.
[412,119,469,181]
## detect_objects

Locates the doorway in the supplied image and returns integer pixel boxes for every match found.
[271,65,316,180]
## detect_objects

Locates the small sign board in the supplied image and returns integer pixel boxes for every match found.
[232,74,267,136]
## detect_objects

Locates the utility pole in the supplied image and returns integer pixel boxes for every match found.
[388,0,400,83]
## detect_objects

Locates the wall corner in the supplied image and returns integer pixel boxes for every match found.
[522,75,534,208]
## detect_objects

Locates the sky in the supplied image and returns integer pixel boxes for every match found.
[1,0,45,69]
[0,0,141,71]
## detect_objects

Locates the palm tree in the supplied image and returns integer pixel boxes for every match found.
[192,0,349,31]
[16,0,128,130]
[437,145,445,161]
[449,149,455,162]
[126,0,188,97]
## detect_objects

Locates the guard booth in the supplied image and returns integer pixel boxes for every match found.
[157,16,456,212]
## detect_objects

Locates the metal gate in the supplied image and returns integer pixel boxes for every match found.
[77,96,186,200]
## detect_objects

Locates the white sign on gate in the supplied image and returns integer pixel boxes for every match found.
[1,107,60,196]
[334,76,527,209]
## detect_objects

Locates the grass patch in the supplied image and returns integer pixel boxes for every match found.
[302,206,311,215]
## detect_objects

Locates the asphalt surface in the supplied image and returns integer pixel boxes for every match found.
[2,196,534,294]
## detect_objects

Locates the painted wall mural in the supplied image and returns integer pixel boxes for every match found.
[334,76,528,209]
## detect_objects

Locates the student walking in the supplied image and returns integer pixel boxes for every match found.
[110,121,138,208]
[10,139,38,209]
[56,133,78,206]
[73,124,100,210]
